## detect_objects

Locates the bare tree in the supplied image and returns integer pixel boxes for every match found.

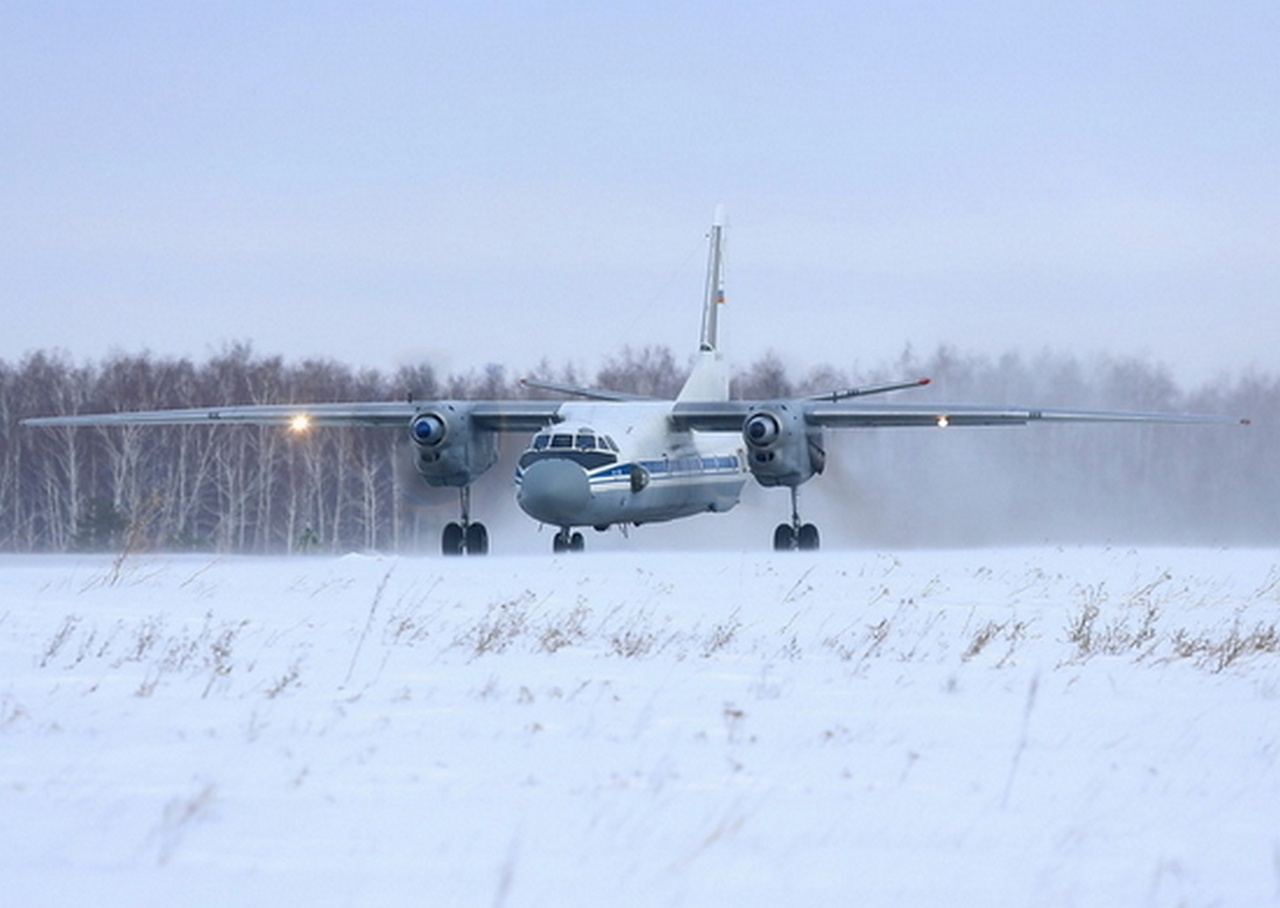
[596,345,686,398]
[2,343,1275,552]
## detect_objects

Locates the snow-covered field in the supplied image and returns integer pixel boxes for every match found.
[3,547,1279,907]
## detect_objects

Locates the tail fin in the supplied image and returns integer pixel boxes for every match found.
[699,204,727,353]
[678,206,730,402]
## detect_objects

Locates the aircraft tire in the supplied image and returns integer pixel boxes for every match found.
[465,522,489,555]
[552,529,586,553]
[442,522,465,556]
[773,524,796,551]
[797,523,820,551]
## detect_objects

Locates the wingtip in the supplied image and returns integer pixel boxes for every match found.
[918,377,932,386]
[1241,417,1252,426]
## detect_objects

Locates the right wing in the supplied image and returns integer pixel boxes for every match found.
[22,400,566,432]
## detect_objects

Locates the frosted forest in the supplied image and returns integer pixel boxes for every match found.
[2,343,1272,554]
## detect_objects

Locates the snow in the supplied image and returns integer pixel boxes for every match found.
[3,547,1279,907]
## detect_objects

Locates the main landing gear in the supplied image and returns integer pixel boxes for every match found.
[552,527,585,553]
[442,486,489,556]
[773,486,820,551]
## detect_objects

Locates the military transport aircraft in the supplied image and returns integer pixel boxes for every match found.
[25,209,1247,554]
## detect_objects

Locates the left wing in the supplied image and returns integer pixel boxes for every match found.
[671,400,1248,431]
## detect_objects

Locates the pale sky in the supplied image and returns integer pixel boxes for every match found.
[3,2,1277,388]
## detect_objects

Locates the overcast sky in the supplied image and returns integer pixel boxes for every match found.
[3,2,1276,388]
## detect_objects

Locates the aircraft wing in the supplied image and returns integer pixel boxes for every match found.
[801,402,1247,429]
[23,400,565,432]
[671,400,1247,432]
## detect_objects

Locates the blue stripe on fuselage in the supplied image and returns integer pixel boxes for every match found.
[515,454,743,487]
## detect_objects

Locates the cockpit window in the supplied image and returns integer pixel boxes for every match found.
[519,427,619,471]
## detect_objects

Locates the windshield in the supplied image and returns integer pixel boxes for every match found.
[520,429,619,471]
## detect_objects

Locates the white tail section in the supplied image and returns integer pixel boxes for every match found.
[678,206,730,402]
[699,204,726,353]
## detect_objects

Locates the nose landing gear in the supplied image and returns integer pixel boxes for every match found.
[552,527,585,553]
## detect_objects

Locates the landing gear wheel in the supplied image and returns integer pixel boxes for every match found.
[441,486,491,556]
[465,522,489,555]
[553,529,585,553]
[442,522,465,556]
[442,521,489,555]
[773,487,821,552]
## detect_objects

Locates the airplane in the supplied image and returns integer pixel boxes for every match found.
[24,208,1248,555]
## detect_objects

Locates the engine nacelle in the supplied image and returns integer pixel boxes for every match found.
[408,404,498,488]
[742,404,825,488]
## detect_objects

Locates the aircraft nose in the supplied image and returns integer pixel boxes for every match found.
[517,458,591,525]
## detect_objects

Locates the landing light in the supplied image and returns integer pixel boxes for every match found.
[936,415,950,428]
[289,414,312,433]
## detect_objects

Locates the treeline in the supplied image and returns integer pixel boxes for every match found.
[1,343,1274,552]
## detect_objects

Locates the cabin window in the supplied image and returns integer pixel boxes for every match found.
[550,434,573,449]
[576,433,595,450]
[532,434,549,451]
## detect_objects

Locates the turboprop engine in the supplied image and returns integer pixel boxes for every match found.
[742,404,826,488]
[408,404,498,488]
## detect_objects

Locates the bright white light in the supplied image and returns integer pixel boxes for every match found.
[289,414,312,433]
[937,415,950,428]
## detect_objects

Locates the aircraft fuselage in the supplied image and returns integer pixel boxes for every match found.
[515,402,747,531]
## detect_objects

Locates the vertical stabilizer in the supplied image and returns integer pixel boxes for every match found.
[699,204,727,353]
[678,206,730,402]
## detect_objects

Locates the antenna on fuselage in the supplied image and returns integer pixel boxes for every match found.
[699,205,726,353]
